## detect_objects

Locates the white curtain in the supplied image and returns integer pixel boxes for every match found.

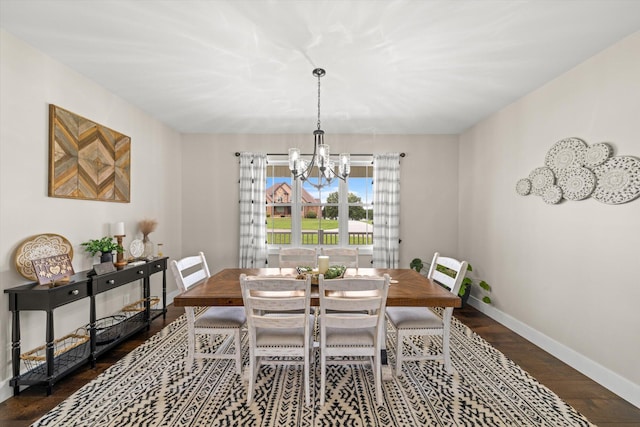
[238,152,267,268]
[372,153,401,268]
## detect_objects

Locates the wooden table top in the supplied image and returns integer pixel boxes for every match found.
[173,268,461,308]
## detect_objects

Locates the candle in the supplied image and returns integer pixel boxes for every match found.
[113,222,125,236]
[318,256,329,275]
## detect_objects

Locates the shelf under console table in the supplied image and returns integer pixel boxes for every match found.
[4,257,168,396]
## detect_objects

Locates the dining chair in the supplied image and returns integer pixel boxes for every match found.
[240,273,313,406]
[170,252,246,374]
[278,247,317,268]
[321,247,359,268]
[318,273,390,406]
[386,252,468,376]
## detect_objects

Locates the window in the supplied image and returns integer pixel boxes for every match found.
[266,157,373,248]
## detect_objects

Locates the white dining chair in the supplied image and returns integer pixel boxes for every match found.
[170,252,246,374]
[278,247,317,269]
[318,273,390,406]
[386,252,468,376]
[321,247,359,268]
[240,273,313,406]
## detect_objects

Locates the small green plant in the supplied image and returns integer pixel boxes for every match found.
[305,210,317,219]
[81,236,124,256]
[410,258,492,304]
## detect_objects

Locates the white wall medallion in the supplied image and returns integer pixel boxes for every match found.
[591,156,640,204]
[516,178,532,196]
[528,167,555,196]
[542,185,563,204]
[557,167,596,201]
[544,137,587,176]
[584,143,612,168]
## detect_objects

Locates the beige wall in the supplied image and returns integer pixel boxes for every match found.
[0,30,183,400]
[459,31,640,405]
[180,133,460,270]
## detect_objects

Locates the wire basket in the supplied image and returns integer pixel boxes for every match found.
[20,330,89,371]
[91,315,127,345]
[121,296,160,317]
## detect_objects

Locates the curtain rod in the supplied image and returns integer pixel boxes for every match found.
[235,152,405,157]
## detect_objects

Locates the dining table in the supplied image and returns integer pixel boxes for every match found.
[173,267,461,379]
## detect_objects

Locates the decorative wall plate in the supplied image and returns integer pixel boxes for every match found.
[544,138,587,175]
[584,143,612,168]
[516,178,532,196]
[528,167,555,196]
[129,239,144,258]
[592,156,640,204]
[542,185,563,204]
[14,233,74,280]
[557,167,596,201]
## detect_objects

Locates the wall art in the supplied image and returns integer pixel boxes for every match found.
[516,137,640,205]
[49,105,130,202]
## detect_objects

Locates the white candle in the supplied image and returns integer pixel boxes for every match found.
[113,222,125,236]
[318,256,329,275]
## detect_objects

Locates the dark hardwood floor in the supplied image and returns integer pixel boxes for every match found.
[1,304,638,426]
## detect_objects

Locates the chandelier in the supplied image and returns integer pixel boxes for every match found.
[288,68,350,189]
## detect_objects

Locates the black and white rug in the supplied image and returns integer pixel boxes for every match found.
[33,311,594,426]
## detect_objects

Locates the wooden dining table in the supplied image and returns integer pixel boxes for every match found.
[173,267,461,309]
[173,267,461,379]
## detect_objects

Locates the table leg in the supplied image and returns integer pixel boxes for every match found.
[45,310,54,395]
[10,307,21,396]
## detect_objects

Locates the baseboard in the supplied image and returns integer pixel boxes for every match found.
[0,378,12,403]
[467,296,640,409]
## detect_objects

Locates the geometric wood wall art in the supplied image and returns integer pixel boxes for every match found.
[49,104,130,202]
[515,137,640,205]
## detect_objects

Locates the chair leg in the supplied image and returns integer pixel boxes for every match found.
[374,354,383,406]
[395,330,403,377]
[320,352,326,405]
[234,330,242,375]
[443,325,452,374]
[247,350,256,404]
[186,325,196,372]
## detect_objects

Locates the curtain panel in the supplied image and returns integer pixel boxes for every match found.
[238,153,267,268]
[372,153,401,268]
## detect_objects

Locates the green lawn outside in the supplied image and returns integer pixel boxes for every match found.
[267,217,339,230]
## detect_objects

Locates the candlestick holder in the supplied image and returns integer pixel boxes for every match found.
[114,235,127,267]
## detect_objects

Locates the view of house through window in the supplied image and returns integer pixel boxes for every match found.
[266,158,373,248]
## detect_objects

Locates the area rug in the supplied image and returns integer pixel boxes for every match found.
[32,311,594,426]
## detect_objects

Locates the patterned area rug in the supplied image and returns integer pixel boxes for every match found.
[33,311,594,426]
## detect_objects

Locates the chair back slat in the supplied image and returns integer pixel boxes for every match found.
[323,314,379,329]
[321,247,359,268]
[278,247,317,268]
[170,252,211,292]
[427,252,468,296]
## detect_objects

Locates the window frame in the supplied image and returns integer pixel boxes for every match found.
[266,156,373,254]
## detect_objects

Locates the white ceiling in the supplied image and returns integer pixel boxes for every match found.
[1,1,640,134]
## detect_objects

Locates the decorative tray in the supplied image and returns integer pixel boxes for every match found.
[296,265,346,284]
[14,233,74,280]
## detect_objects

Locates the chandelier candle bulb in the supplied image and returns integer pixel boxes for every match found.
[113,222,125,236]
[318,256,330,275]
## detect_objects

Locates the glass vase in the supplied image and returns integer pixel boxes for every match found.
[142,234,155,258]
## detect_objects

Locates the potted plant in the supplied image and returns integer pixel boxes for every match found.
[81,236,124,263]
[410,258,492,306]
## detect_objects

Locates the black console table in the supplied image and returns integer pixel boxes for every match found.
[4,257,167,396]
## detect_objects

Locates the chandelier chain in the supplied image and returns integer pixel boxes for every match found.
[317,74,321,131]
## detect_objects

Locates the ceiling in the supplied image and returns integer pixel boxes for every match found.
[1,1,640,135]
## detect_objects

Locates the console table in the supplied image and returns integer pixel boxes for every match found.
[4,257,168,395]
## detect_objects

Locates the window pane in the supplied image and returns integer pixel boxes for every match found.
[347,165,373,245]
[266,165,292,245]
